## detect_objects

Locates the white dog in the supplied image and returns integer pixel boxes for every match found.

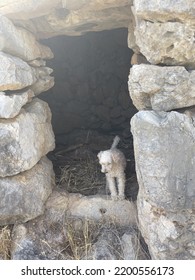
[97,136,126,200]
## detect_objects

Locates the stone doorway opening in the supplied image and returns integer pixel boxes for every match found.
[40,28,138,200]
[0,2,150,260]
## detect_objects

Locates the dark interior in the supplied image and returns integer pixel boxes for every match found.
[40,28,138,200]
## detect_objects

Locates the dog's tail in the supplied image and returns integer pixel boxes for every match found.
[111,135,120,149]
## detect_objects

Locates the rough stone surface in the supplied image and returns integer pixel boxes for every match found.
[0,98,55,177]
[0,157,54,226]
[0,89,34,118]
[131,110,195,259]
[0,0,61,20]
[0,0,133,38]
[128,65,195,111]
[86,229,122,260]
[0,52,54,94]
[29,59,46,67]
[137,199,195,260]
[0,52,37,91]
[134,21,195,68]
[87,229,148,260]
[133,1,195,67]
[121,232,148,260]
[11,225,48,260]
[10,189,142,260]
[11,215,67,260]
[11,222,148,260]
[127,9,140,54]
[134,0,195,22]
[45,190,137,227]
[0,14,53,61]
[130,53,149,65]
[31,67,54,95]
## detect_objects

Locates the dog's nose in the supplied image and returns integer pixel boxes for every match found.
[101,169,107,173]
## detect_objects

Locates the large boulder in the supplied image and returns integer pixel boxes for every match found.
[0,98,55,177]
[11,222,64,260]
[0,89,34,118]
[0,14,53,61]
[134,0,195,22]
[0,157,55,226]
[133,0,195,68]
[131,110,195,259]
[0,52,36,91]
[0,51,54,93]
[45,190,137,227]
[10,189,142,260]
[128,64,195,111]
[30,67,55,95]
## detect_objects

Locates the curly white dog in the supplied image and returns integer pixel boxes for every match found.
[97,136,126,200]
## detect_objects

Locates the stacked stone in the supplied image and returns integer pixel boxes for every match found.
[0,0,133,38]
[0,15,55,226]
[128,0,195,259]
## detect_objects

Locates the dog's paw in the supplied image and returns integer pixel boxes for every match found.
[111,195,118,201]
[118,195,125,201]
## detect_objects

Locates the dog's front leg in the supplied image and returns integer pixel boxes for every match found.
[117,173,125,200]
[106,175,117,200]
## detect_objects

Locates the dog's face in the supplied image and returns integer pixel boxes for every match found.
[97,151,113,173]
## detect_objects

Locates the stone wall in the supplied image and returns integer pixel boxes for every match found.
[129,0,195,259]
[0,0,133,38]
[40,29,137,135]
[0,14,55,225]
[1,0,195,260]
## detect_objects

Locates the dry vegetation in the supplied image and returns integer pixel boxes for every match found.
[51,130,138,199]
[57,150,105,196]
[62,218,150,260]
[0,226,12,259]
[64,219,100,259]
[0,219,149,260]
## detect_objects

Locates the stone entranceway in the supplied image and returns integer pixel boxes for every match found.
[40,28,138,201]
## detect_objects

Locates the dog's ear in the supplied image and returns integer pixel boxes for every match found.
[97,151,103,160]
[111,150,121,163]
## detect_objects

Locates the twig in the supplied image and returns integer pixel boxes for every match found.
[55,144,85,155]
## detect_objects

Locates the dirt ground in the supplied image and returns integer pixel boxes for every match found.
[48,129,139,201]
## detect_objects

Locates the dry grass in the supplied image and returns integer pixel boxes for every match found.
[63,219,101,259]
[61,218,150,260]
[53,142,138,200]
[0,226,12,259]
[57,153,104,195]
